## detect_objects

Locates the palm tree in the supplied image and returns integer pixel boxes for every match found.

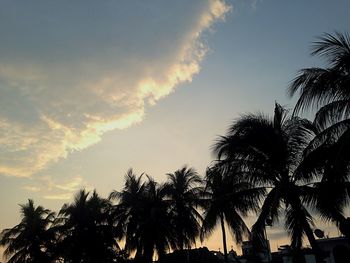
[0,199,55,263]
[289,31,350,237]
[138,178,177,263]
[110,170,176,263]
[109,169,147,261]
[201,165,263,263]
[289,31,350,128]
[166,166,203,251]
[55,189,117,263]
[213,103,329,262]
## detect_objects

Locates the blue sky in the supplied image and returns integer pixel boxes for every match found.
[0,0,349,258]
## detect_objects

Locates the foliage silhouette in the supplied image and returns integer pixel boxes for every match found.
[166,166,203,251]
[110,170,176,263]
[289,31,350,127]
[213,103,331,262]
[201,165,263,263]
[0,199,55,263]
[289,32,350,238]
[54,189,117,263]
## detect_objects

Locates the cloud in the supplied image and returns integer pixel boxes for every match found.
[55,177,86,192]
[22,175,92,201]
[249,0,262,10]
[21,185,41,192]
[0,0,231,177]
[43,193,75,201]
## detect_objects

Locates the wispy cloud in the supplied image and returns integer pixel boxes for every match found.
[55,177,86,192]
[249,0,262,10]
[21,185,41,192]
[21,175,92,200]
[0,0,231,177]
[43,193,76,201]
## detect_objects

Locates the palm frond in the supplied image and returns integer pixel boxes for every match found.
[251,187,282,250]
[290,68,344,114]
[224,208,250,244]
[311,32,350,65]
[304,118,350,155]
[285,203,314,250]
[289,32,350,117]
[314,100,350,129]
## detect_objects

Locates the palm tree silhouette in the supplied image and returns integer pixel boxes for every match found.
[55,189,117,263]
[289,32,350,128]
[0,199,55,263]
[110,170,175,263]
[110,169,147,261]
[166,166,203,251]
[213,103,328,262]
[289,32,350,238]
[201,165,263,263]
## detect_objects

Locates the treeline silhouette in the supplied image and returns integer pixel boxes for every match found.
[1,32,350,263]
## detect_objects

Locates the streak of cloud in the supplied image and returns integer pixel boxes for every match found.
[22,175,92,201]
[0,0,231,177]
[21,185,41,192]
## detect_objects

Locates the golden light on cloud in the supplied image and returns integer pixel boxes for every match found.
[21,185,41,192]
[43,193,74,200]
[22,175,93,201]
[0,0,231,178]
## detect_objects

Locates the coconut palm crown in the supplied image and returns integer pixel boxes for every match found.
[201,164,263,263]
[54,189,117,263]
[166,166,203,250]
[0,200,55,263]
[110,170,176,263]
[213,103,340,262]
[289,31,350,128]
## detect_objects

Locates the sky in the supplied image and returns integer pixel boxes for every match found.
[0,0,349,259]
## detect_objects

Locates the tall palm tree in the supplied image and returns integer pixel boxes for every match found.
[0,199,55,263]
[138,178,177,263]
[289,31,350,237]
[110,170,176,263]
[55,189,117,263]
[201,165,263,263]
[213,103,330,263]
[109,169,147,261]
[166,166,203,251]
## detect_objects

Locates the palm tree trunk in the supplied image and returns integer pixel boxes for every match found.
[289,195,325,263]
[304,218,325,263]
[336,215,350,239]
[179,230,184,251]
[220,212,228,263]
[144,243,154,263]
[178,230,188,263]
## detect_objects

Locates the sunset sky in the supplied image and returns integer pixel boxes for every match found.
[0,0,349,258]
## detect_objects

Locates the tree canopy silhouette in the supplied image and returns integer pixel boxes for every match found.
[289,31,350,127]
[110,170,176,263]
[54,189,117,263]
[289,32,350,238]
[213,103,331,262]
[201,164,263,263]
[166,166,203,251]
[0,200,55,263]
